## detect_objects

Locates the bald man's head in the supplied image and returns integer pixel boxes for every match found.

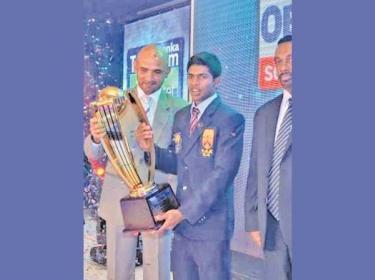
[134,44,170,95]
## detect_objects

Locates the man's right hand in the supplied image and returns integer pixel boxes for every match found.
[90,117,106,144]
[249,231,262,248]
[136,122,153,151]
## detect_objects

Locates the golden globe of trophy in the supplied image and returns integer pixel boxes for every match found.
[91,86,179,231]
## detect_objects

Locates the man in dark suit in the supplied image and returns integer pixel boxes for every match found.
[137,52,245,280]
[245,35,293,280]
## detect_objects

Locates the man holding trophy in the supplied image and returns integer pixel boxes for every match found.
[84,44,187,280]
[136,52,245,280]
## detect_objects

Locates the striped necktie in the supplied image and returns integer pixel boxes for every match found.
[267,98,292,221]
[189,106,200,136]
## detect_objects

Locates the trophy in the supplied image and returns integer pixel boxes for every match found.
[91,86,179,231]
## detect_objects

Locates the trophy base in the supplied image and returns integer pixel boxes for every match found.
[120,183,180,231]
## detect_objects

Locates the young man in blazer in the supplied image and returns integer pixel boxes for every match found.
[137,52,245,280]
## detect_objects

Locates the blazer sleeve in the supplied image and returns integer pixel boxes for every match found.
[154,116,179,175]
[179,113,245,225]
[244,110,260,232]
[155,145,178,175]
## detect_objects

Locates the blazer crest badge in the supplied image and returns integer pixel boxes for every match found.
[201,128,215,157]
[173,132,182,154]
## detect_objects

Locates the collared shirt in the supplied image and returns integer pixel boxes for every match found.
[137,85,161,126]
[275,89,292,141]
[190,93,218,122]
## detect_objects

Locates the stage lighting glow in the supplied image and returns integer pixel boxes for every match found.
[95,167,105,177]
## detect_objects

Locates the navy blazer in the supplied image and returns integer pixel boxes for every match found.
[156,96,245,241]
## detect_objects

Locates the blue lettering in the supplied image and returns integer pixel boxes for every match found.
[261,5,282,43]
[283,5,292,36]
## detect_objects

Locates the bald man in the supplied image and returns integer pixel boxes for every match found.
[85,44,187,280]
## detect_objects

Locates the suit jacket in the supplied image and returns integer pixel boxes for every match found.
[84,89,187,226]
[156,96,245,241]
[244,95,292,257]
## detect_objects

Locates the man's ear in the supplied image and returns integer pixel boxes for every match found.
[213,76,221,88]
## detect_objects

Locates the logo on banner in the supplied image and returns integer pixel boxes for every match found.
[258,0,292,90]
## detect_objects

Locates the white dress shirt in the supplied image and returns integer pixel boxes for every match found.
[190,93,218,121]
[137,85,161,126]
[275,89,292,141]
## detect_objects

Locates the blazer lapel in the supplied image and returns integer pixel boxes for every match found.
[180,96,221,160]
[264,95,283,173]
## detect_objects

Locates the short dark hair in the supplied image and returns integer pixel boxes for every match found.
[187,52,222,78]
[277,35,292,45]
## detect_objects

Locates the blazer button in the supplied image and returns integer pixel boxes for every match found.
[184,165,188,170]
[182,186,188,191]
